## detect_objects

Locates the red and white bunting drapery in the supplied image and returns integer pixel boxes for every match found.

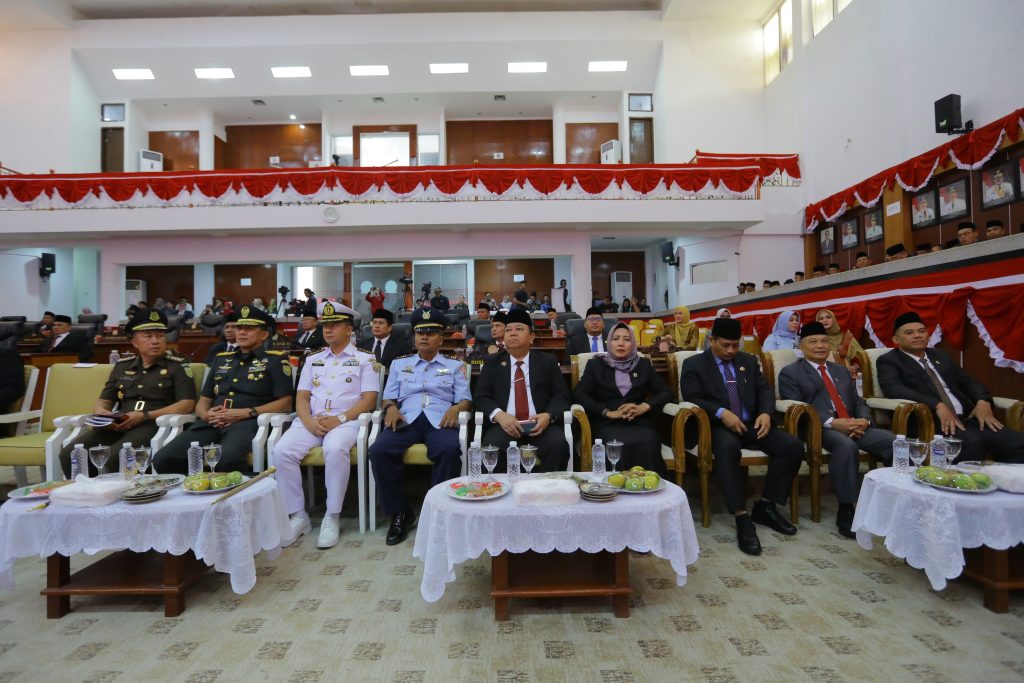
[804,107,1024,232]
[693,152,801,186]
[690,256,1024,373]
[0,164,770,210]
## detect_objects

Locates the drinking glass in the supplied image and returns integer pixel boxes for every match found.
[203,444,222,474]
[520,445,538,475]
[943,437,962,465]
[606,440,623,472]
[908,440,928,470]
[133,447,152,477]
[88,445,110,476]
[481,445,499,480]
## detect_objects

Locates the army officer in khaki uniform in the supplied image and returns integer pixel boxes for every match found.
[59,308,196,477]
[153,305,293,474]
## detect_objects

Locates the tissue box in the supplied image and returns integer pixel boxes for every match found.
[50,475,133,507]
[513,479,579,507]
[985,465,1024,493]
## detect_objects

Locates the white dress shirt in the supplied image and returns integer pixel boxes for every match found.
[372,334,391,357]
[489,352,538,420]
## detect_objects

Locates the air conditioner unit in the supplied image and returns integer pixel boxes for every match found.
[138,149,163,172]
[600,139,622,164]
[611,270,633,303]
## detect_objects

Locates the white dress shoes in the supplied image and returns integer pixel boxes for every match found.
[317,516,341,549]
[283,515,312,547]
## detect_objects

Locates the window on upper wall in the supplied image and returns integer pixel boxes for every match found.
[763,0,792,85]
[813,0,854,36]
[780,0,794,67]
[418,134,440,165]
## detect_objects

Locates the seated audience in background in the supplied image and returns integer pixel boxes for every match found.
[762,280,773,290]
[252,297,267,311]
[878,312,1024,464]
[154,305,293,474]
[736,284,746,295]
[36,315,88,356]
[175,297,194,320]
[827,264,840,275]
[474,309,570,473]
[760,311,800,351]
[778,322,894,538]
[957,221,978,246]
[985,219,1006,239]
[430,288,450,311]
[481,292,498,310]
[815,308,863,370]
[944,239,960,250]
[499,295,513,310]
[885,243,908,261]
[358,308,410,369]
[59,309,196,477]
[620,297,634,313]
[574,322,672,475]
[38,311,56,335]
[783,279,793,285]
[915,243,932,256]
[854,252,871,268]
[545,309,559,330]
[811,266,826,278]
[681,318,803,556]
[291,301,324,350]
[793,271,804,282]
[702,308,733,350]
[475,304,491,321]
[599,296,619,314]
[204,321,238,366]
[539,295,553,312]
[744,283,756,293]
[475,310,508,356]
[931,244,944,253]
[772,280,781,287]
[0,348,26,413]
[567,308,608,355]
[453,295,469,312]
[666,305,699,350]
[637,297,651,312]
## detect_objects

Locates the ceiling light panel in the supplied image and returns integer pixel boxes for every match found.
[349,65,389,76]
[429,63,469,74]
[588,61,628,72]
[112,68,154,80]
[272,66,311,78]
[194,67,234,79]
[507,62,547,73]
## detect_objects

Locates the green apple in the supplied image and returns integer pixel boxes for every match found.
[970,473,991,488]
[624,477,644,492]
[952,474,977,490]
[607,474,626,489]
[226,471,244,486]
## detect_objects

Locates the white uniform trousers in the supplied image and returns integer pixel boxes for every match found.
[274,419,360,516]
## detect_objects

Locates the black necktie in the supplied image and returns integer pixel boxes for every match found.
[919,357,958,415]
[374,340,383,363]
[722,362,743,418]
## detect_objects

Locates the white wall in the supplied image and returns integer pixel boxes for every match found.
[72,246,99,314]
[68,54,101,173]
[0,248,75,318]
[124,99,149,172]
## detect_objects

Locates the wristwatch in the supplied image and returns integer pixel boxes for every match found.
[338,415,348,425]
[142,409,151,420]
[248,407,258,418]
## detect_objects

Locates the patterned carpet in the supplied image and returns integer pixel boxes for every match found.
[0,468,1022,683]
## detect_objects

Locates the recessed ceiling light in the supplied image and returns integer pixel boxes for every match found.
[194,67,234,79]
[588,61,628,72]
[350,65,389,76]
[272,66,311,78]
[429,63,468,74]
[508,62,547,73]
[112,68,154,80]
[289,114,297,120]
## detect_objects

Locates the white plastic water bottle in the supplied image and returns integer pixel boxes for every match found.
[930,435,947,469]
[109,349,120,364]
[506,441,521,482]
[468,444,482,481]
[187,441,204,476]
[119,442,135,479]
[70,443,86,479]
[892,434,909,475]
[592,439,607,480]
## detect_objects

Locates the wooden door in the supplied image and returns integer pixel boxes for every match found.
[102,127,124,172]
[628,118,654,164]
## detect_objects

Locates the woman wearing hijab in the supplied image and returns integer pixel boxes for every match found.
[761,310,800,351]
[666,305,699,350]
[815,308,864,368]
[702,308,732,350]
[573,322,673,475]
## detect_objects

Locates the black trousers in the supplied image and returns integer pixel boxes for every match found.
[152,419,258,474]
[58,423,160,477]
[593,423,668,477]
[369,414,462,516]
[950,417,1024,464]
[479,423,569,473]
[710,422,804,514]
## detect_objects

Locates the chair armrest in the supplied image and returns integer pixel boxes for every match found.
[865,399,933,442]
[994,397,1024,432]
[779,401,821,466]
[156,413,199,427]
[269,412,297,428]
[368,409,384,447]
[473,411,484,447]
[571,404,591,473]
[665,402,712,482]
[0,409,42,424]
[993,396,1020,410]
[775,399,808,413]
[252,411,287,472]
[562,410,574,473]
[865,397,917,412]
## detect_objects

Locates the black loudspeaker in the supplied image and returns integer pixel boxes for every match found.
[39,252,56,278]
[660,242,677,265]
[935,94,962,134]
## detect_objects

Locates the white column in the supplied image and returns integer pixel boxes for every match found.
[619,90,631,164]
[194,264,215,309]
[570,245,592,315]
[98,254,126,323]
[552,102,566,164]
[198,110,215,171]
[72,247,100,315]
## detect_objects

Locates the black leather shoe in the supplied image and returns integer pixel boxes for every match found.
[751,500,797,536]
[385,510,416,546]
[836,504,856,539]
[735,514,762,556]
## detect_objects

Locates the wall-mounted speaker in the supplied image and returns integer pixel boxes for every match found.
[660,242,678,266]
[39,252,56,279]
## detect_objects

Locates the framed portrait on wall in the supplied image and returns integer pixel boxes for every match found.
[863,209,884,243]
[839,218,859,249]
[819,226,835,255]
[938,178,969,220]
[981,162,1017,209]
[1019,157,1024,197]
[910,189,937,229]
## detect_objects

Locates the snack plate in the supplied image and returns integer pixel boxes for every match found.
[617,479,666,494]
[912,476,997,495]
[135,474,185,490]
[446,479,509,501]
[7,480,73,500]
[182,475,249,495]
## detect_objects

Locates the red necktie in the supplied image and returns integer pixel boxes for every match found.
[818,364,850,419]
[513,360,529,420]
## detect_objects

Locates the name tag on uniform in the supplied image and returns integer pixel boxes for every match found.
[343,359,360,367]
[435,368,451,376]
[123,370,136,376]
[311,361,325,367]
[402,366,414,373]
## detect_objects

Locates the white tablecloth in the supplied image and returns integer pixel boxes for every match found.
[412,477,700,602]
[0,478,289,594]
[852,468,1024,591]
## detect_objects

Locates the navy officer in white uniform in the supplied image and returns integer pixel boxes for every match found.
[275,301,379,549]
[369,308,472,545]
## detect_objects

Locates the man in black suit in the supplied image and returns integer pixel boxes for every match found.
[779,322,894,537]
[429,288,450,312]
[681,318,803,555]
[878,311,1024,463]
[474,309,570,472]
[566,307,608,356]
[203,321,237,366]
[291,301,324,351]
[36,315,88,357]
[473,310,507,357]
[357,308,410,369]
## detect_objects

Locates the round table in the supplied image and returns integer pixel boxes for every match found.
[853,468,1024,596]
[412,476,700,606]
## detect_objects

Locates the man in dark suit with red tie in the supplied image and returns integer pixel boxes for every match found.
[878,311,1024,464]
[474,309,571,472]
[36,314,89,359]
[680,318,803,556]
[779,321,894,538]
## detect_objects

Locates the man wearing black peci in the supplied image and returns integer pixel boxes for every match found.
[680,318,803,556]
[357,308,410,369]
[291,300,324,351]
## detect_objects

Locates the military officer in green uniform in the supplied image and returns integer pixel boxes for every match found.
[153,304,294,474]
[59,308,196,477]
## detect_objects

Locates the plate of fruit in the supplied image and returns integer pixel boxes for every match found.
[913,466,996,494]
[7,480,73,500]
[446,479,509,501]
[182,471,247,494]
[606,467,664,493]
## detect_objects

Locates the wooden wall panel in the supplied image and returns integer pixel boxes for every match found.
[125,265,194,305]
[446,120,553,166]
[148,131,199,171]
[473,259,554,306]
[221,124,323,169]
[214,135,228,170]
[566,123,619,164]
[213,263,278,309]
[591,251,646,307]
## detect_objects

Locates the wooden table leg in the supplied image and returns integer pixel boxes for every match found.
[491,552,509,621]
[46,554,71,619]
[612,550,630,618]
[163,553,187,617]
[981,546,1010,614]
